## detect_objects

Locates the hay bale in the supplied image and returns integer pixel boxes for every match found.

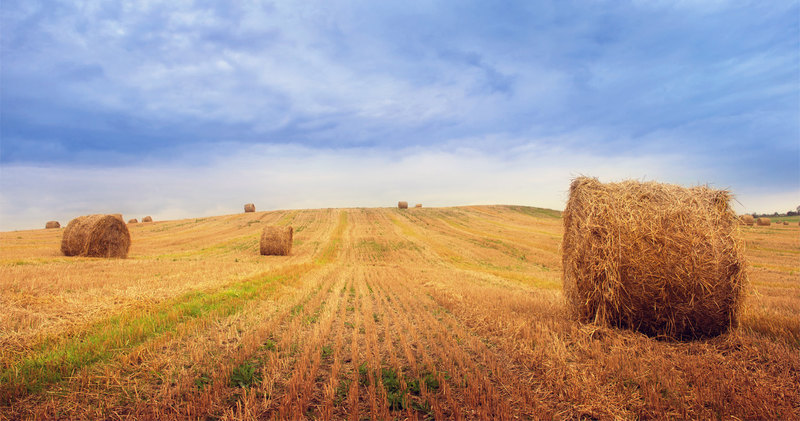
[244,203,256,213]
[61,214,131,258]
[783,221,788,226]
[45,221,60,229]
[128,218,138,224]
[415,204,422,208]
[756,217,770,226]
[112,213,123,221]
[739,215,754,226]
[398,201,408,209]
[142,216,153,223]
[260,226,293,256]
[562,177,747,340]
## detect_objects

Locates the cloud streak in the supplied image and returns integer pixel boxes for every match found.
[3,142,795,231]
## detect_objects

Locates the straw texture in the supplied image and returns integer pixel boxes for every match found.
[562,177,747,340]
[61,214,131,258]
[260,226,293,256]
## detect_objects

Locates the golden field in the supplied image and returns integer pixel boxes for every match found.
[1,206,798,420]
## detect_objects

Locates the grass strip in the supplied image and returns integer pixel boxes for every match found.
[0,270,296,403]
[0,210,349,404]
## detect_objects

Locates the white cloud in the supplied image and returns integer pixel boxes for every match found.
[5,143,774,231]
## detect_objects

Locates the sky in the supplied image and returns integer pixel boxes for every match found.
[1,0,798,230]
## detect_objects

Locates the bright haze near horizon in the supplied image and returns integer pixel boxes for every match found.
[1,1,798,231]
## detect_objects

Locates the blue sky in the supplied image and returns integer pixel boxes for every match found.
[1,1,798,230]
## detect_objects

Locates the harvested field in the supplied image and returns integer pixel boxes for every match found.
[1,206,798,419]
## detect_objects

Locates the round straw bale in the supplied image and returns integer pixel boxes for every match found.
[45,221,60,229]
[756,217,770,226]
[128,218,138,224]
[112,213,123,221]
[61,214,131,258]
[142,216,153,223]
[562,177,747,340]
[415,204,422,208]
[739,214,754,226]
[398,201,408,209]
[244,203,256,213]
[783,221,788,225]
[260,226,293,256]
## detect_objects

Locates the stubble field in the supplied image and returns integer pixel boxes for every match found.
[1,206,798,420]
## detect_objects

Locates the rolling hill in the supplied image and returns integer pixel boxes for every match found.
[1,205,798,419]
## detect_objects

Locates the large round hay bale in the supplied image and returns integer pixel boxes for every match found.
[260,226,293,256]
[142,216,153,223]
[739,215,754,226]
[45,221,60,229]
[61,214,131,258]
[244,203,256,213]
[128,218,138,224]
[562,177,746,340]
[756,217,770,226]
[398,201,408,209]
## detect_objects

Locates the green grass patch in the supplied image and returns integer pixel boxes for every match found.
[194,373,212,390]
[763,215,800,223]
[334,378,351,406]
[0,269,303,404]
[357,239,388,257]
[506,205,562,219]
[276,210,299,226]
[380,367,406,410]
[230,360,262,388]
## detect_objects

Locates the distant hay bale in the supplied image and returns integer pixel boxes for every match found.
[739,215,754,226]
[415,204,422,208]
[398,201,408,209]
[260,226,293,256]
[244,203,256,213]
[783,221,788,226]
[142,216,153,223]
[562,177,747,340]
[756,217,770,226]
[128,218,138,224]
[61,214,131,258]
[45,221,60,229]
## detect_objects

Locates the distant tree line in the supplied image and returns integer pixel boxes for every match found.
[751,207,799,218]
